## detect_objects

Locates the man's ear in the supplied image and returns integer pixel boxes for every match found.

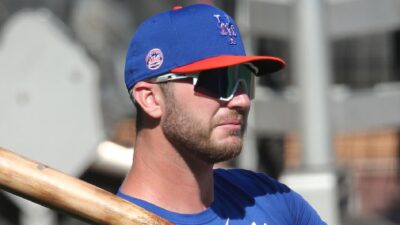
[132,81,163,119]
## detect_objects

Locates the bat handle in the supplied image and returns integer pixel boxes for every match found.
[0,147,173,225]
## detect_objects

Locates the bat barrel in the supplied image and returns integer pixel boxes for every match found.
[0,147,172,225]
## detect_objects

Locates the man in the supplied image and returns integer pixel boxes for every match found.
[118,4,326,225]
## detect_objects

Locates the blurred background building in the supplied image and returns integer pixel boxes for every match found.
[0,0,399,225]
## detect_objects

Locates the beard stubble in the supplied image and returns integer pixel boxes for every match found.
[161,90,246,164]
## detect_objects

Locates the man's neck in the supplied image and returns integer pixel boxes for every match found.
[120,130,215,214]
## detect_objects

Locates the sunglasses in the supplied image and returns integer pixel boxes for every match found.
[151,64,257,101]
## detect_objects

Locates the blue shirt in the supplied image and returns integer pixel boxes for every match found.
[117,169,327,225]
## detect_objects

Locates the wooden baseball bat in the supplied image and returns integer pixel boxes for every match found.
[0,147,173,225]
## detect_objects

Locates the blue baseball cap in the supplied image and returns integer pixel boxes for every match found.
[124,4,285,91]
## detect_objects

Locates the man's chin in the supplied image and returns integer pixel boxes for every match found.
[199,139,243,164]
[198,149,242,164]
[217,136,243,148]
[214,127,243,140]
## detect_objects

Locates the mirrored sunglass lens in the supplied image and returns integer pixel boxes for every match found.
[194,68,226,98]
[231,65,254,99]
[194,65,254,99]
[238,65,254,98]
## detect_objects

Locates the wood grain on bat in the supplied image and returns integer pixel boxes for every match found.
[0,147,173,225]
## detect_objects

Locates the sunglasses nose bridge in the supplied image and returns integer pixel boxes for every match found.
[226,83,251,109]
[220,79,249,102]
[235,79,252,98]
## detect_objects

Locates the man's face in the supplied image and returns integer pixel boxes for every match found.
[160,81,251,164]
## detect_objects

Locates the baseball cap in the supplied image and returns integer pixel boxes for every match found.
[124,4,285,91]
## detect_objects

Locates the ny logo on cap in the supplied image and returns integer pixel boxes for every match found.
[213,14,237,45]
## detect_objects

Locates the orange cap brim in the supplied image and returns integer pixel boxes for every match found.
[171,55,286,75]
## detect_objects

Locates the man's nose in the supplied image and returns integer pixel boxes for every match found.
[226,83,251,110]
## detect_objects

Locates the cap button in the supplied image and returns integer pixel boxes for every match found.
[172,6,183,10]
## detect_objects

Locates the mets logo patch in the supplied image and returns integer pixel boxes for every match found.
[213,14,237,45]
[146,48,164,70]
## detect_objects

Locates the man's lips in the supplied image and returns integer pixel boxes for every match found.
[214,112,246,128]
[218,120,242,126]
[216,117,244,128]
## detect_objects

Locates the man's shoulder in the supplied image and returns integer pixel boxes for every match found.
[212,168,327,225]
